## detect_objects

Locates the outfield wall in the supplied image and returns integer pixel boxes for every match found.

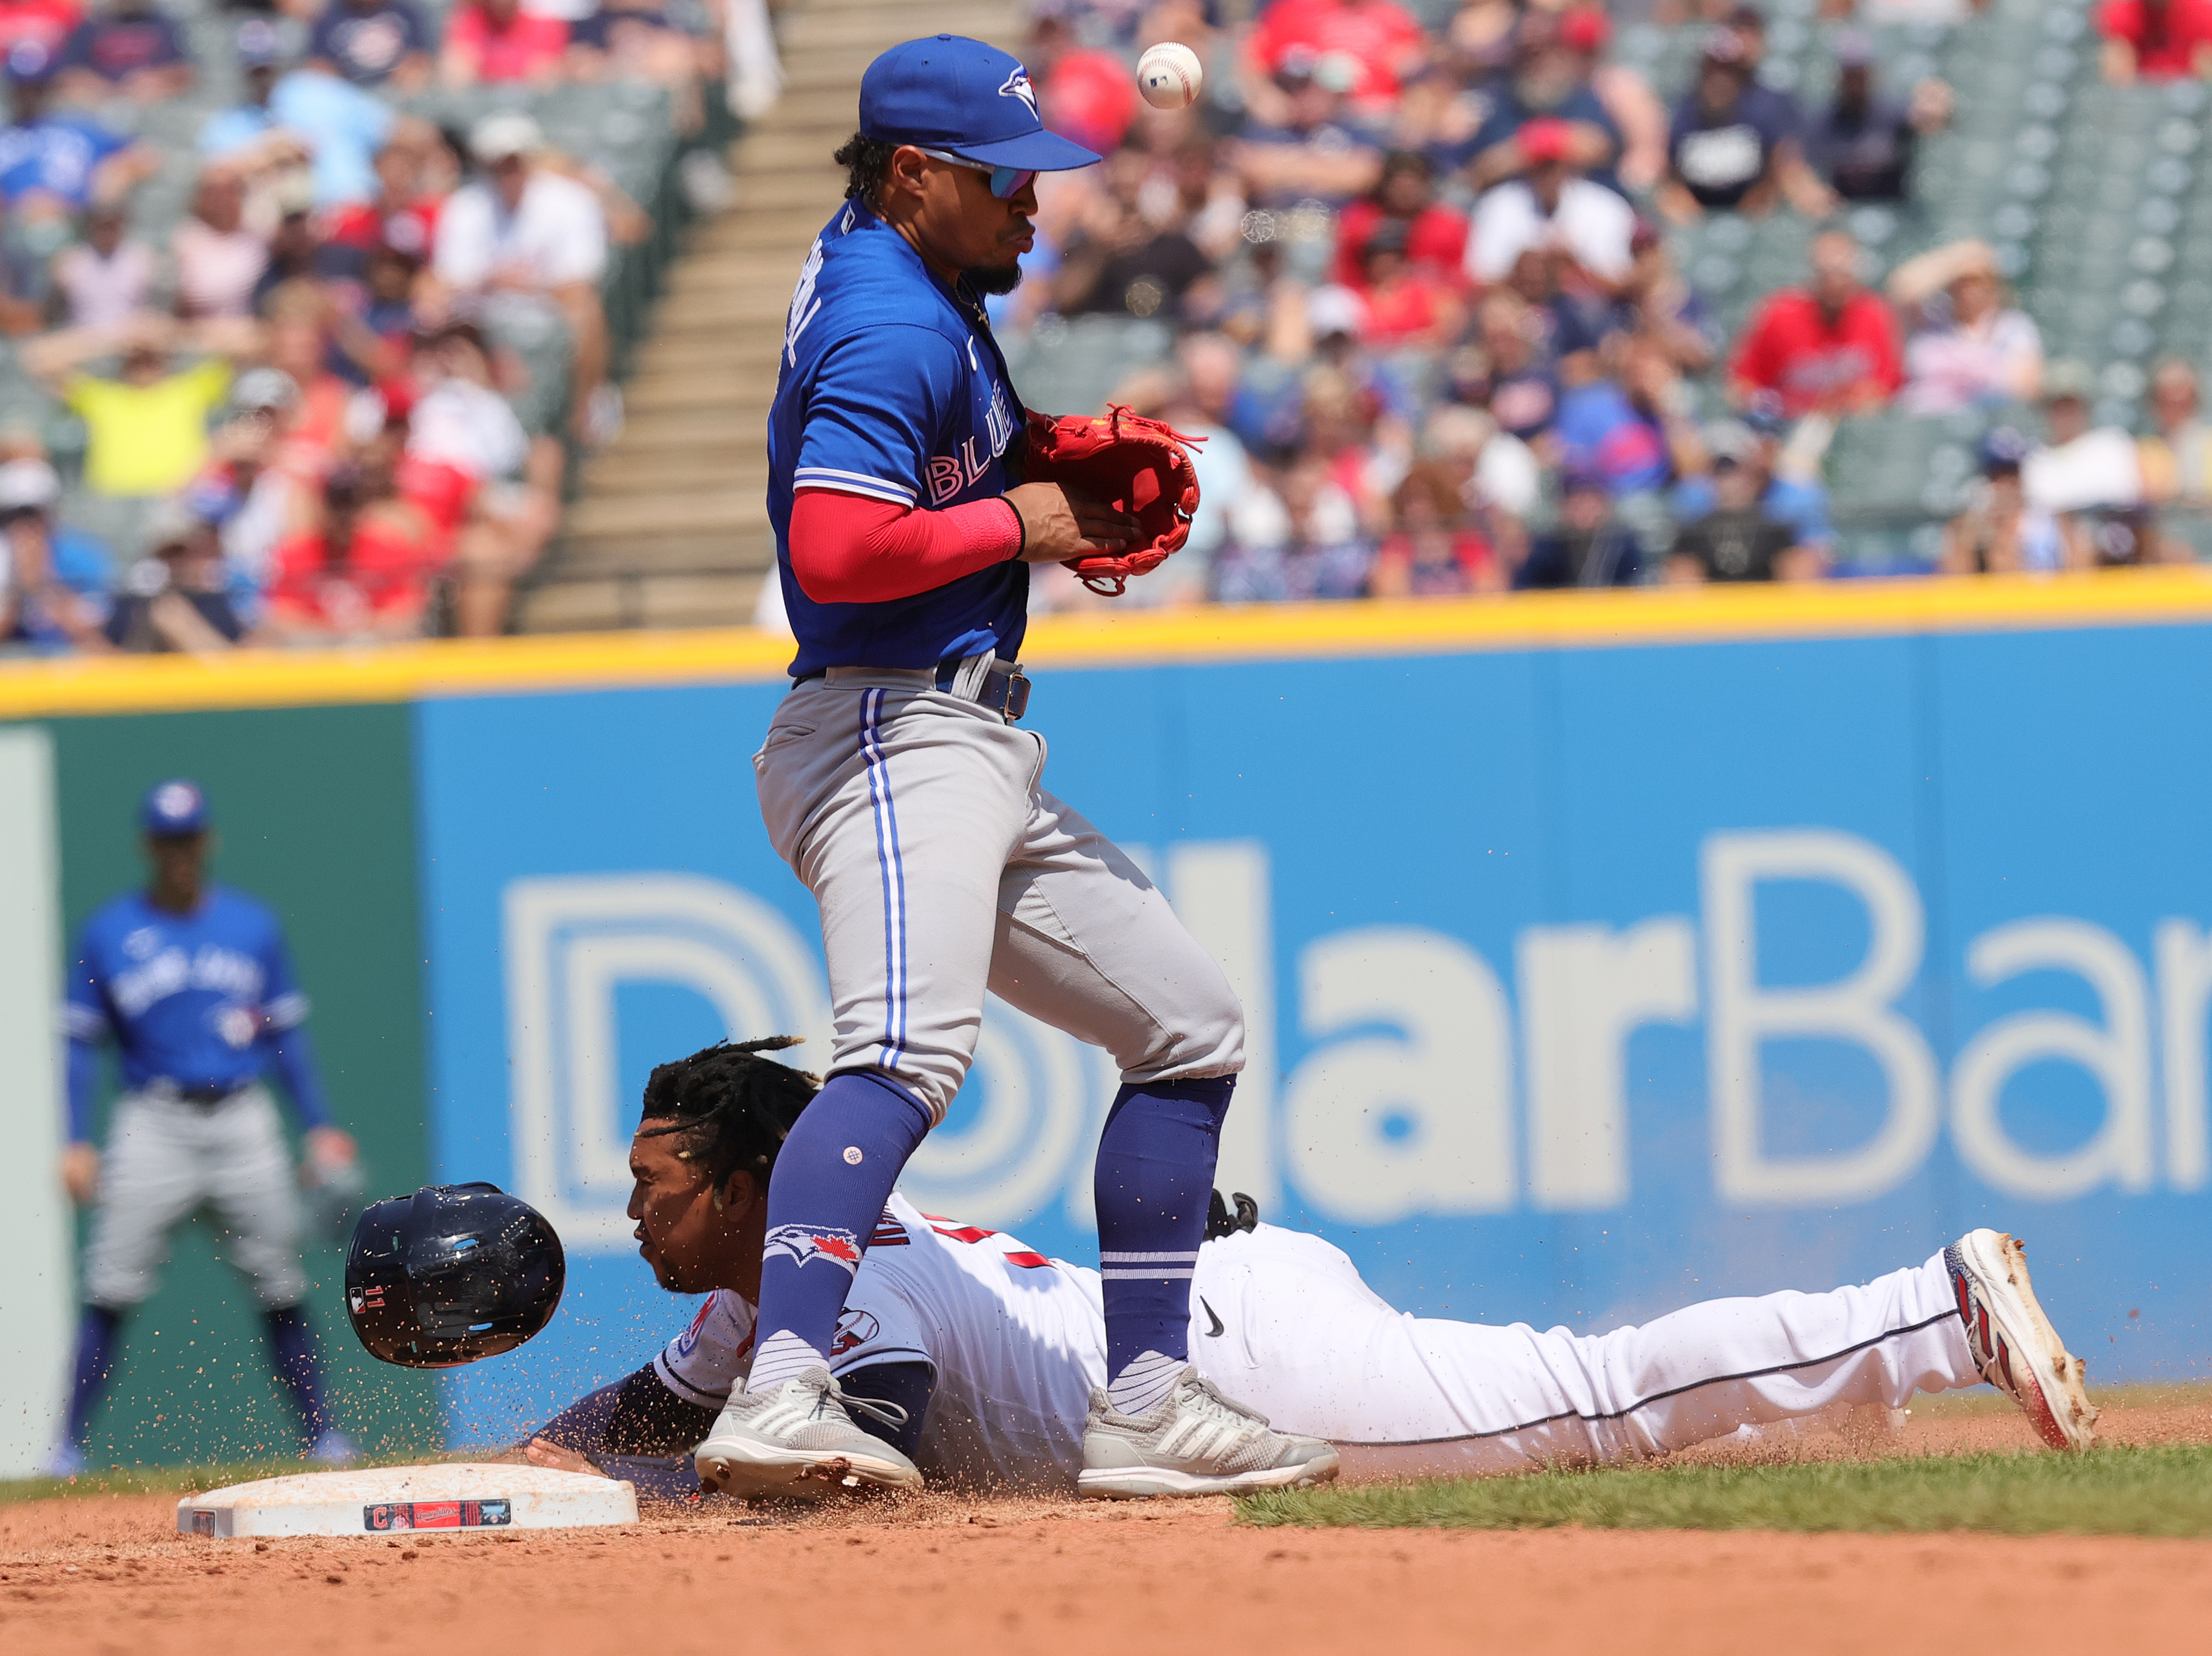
[7,574,2212,1463]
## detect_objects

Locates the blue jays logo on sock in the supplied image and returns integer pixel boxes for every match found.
[762,1223,864,1276]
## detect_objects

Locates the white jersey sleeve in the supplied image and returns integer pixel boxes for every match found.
[652,1289,759,1409]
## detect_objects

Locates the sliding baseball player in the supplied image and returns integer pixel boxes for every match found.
[514,1039,2097,1502]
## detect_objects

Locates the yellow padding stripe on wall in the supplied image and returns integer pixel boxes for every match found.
[6,568,2212,720]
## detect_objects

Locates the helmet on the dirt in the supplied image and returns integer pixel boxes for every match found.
[344,1183,566,1367]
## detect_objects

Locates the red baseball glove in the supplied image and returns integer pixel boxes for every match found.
[1022,405,1204,597]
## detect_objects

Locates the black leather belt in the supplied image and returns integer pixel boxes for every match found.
[794,657,1031,723]
[159,1081,250,1106]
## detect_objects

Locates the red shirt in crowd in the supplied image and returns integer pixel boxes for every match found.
[2097,0,2212,75]
[445,3,568,82]
[1356,272,1457,347]
[1248,0,1425,100]
[0,0,78,55]
[1042,48,1139,154]
[1332,199,1469,286]
[268,510,440,628]
[1728,288,1902,418]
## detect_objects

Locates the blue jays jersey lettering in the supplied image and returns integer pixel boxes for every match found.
[65,886,310,1092]
[766,198,1029,678]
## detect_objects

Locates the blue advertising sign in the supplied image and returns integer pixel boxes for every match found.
[414,623,2212,1442]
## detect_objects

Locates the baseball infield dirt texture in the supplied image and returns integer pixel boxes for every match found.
[6,1397,2211,1656]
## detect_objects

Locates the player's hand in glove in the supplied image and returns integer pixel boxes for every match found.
[1004,481,1139,562]
[1016,405,1204,595]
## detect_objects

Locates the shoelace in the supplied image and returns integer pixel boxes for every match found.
[1178,1374,1269,1432]
[826,1379,910,1432]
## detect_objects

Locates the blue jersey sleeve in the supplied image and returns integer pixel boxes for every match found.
[792,327,967,508]
[62,926,110,1143]
[257,922,332,1129]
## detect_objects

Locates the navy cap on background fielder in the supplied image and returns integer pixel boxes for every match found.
[142,778,210,836]
[860,35,1100,171]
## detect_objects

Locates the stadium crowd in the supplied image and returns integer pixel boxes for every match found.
[8,0,2212,651]
[978,0,2212,610]
[0,0,751,652]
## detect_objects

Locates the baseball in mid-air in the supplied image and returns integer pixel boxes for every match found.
[1137,42,1203,110]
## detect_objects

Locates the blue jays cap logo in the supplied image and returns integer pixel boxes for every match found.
[762,1222,864,1276]
[859,36,1098,174]
[142,778,210,835]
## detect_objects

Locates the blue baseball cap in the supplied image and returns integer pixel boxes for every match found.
[142,778,210,836]
[860,36,1099,172]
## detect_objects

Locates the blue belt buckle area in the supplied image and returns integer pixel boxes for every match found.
[986,664,1031,723]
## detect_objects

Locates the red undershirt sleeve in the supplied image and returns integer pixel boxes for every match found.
[789,487,1024,604]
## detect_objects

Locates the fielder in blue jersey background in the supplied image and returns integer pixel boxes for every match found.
[50,778,361,1475]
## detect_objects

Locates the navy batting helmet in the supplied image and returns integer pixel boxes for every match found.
[345,1183,566,1368]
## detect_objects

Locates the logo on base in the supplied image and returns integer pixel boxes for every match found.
[364,1499,512,1531]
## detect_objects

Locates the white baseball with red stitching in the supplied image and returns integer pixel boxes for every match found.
[1137,42,1203,111]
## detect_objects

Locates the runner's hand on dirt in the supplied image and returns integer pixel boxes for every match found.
[525,1437,608,1478]
[1004,482,1137,562]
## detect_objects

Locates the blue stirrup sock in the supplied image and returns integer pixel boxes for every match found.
[263,1304,331,1443]
[63,1304,124,1448]
[744,1069,933,1395]
[1095,1076,1234,1417]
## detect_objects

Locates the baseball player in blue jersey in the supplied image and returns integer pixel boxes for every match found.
[695,36,1339,1501]
[48,779,359,1476]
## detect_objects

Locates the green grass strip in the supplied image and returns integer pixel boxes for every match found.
[0,1459,327,1509]
[1239,1446,2212,1537]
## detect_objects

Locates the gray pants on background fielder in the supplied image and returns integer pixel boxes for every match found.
[755,665,1245,1116]
[83,1085,307,1310]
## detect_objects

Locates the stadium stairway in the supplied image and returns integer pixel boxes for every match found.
[518,0,1019,632]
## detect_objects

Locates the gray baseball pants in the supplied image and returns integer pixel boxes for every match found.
[82,1085,307,1311]
[753,666,1244,1123]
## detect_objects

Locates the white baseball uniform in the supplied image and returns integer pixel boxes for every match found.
[653,1193,1984,1489]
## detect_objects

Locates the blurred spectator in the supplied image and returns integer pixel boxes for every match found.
[25,317,246,496]
[307,0,432,91]
[570,0,711,134]
[1728,230,1901,417]
[1520,469,1644,587]
[172,165,269,319]
[1027,16,1139,157]
[1369,461,1501,595]
[1332,151,1467,286]
[429,114,609,443]
[1667,440,1825,582]
[402,321,560,634]
[1447,10,1623,192]
[1347,221,1461,348]
[188,365,297,595]
[0,456,110,650]
[1422,402,1540,555]
[1888,239,2042,413]
[1054,148,1212,322]
[1467,288,1560,443]
[2138,357,2212,504]
[0,42,157,221]
[1229,56,1384,206]
[55,0,191,105]
[1210,454,1373,601]
[2098,0,2212,83]
[1804,30,1951,202]
[1672,405,1833,557]
[2022,360,2142,514]
[0,0,79,59]
[1657,28,1834,221]
[325,131,442,261]
[1465,117,1636,288]
[440,0,568,88]
[1581,9,1671,193]
[1245,0,1426,113]
[1607,221,1720,372]
[1551,335,1697,499]
[105,500,245,651]
[203,23,404,209]
[1940,427,2077,571]
[52,201,154,328]
[266,461,439,643]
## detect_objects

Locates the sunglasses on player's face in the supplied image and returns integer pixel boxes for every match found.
[914,147,1037,200]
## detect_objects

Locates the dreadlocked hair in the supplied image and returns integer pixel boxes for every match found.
[834,130,898,203]
[638,1036,820,1187]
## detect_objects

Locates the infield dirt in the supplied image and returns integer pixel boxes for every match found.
[7,1395,2211,1656]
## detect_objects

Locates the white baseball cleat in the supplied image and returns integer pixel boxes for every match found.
[1945,1228,2098,1451]
[1078,1367,1341,1499]
[693,1366,922,1499]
